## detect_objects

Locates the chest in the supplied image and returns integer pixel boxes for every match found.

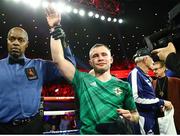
[83,79,127,104]
[0,64,40,84]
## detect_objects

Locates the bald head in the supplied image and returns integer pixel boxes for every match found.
[8,27,29,41]
[7,27,29,59]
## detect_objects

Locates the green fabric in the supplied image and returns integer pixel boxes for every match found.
[72,69,136,134]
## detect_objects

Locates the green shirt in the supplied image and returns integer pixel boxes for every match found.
[72,69,136,134]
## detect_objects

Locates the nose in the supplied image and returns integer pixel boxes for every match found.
[98,55,104,61]
[12,39,20,46]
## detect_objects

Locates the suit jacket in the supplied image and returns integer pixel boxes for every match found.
[166,53,180,75]
[153,77,180,132]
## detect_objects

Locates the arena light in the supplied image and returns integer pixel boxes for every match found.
[95,13,99,18]
[100,15,105,21]
[56,2,66,13]
[88,11,94,17]
[50,2,56,9]
[29,0,41,9]
[21,0,29,5]
[73,8,78,14]
[113,18,117,22]
[65,6,72,13]
[107,17,112,22]
[42,1,48,8]
[79,9,85,16]
[5,0,124,24]
[54,88,59,92]
[12,0,21,3]
[118,19,123,24]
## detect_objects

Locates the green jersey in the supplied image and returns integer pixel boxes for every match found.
[72,69,136,134]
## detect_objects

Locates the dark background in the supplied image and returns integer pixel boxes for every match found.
[0,0,179,70]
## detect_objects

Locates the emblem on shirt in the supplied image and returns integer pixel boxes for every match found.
[25,67,38,80]
[90,82,97,87]
[145,79,152,87]
[114,87,122,96]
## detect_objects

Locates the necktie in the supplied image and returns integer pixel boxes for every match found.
[9,57,25,65]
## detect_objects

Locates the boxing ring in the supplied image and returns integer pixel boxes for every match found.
[43,97,80,134]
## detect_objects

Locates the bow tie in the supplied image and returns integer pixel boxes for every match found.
[9,57,25,65]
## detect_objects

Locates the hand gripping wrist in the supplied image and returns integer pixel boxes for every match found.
[50,25,66,40]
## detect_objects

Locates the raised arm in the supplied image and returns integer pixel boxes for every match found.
[46,6,75,81]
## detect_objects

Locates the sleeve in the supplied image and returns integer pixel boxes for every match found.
[127,70,164,111]
[42,60,64,84]
[42,45,76,84]
[72,69,84,97]
[64,46,76,67]
[166,53,180,75]
[124,83,137,111]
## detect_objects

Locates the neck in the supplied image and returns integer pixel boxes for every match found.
[9,54,24,60]
[159,74,166,78]
[94,70,112,82]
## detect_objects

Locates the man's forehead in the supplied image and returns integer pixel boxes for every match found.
[9,28,28,39]
[89,45,111,57]
[91,46,110,53]
[10,28,24,35]
[153,63,161,67]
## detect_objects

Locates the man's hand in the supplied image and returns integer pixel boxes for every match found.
[117,109,139,123]
[151,42,176,61]
[164,100,173,110]
[46,5,61,28]
[50,26,66,40]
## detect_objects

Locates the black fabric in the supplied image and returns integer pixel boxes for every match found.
[96,116,134,134]
[50,25,66,40]
[155,76,168,100]
[0,114,44,134]
[8,57,25,65]
[166,53,180,75]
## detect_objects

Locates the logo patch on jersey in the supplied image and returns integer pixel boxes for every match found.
[114,87,123,96]
[145,79,152,87]
[90,82,97,87]
[25,67,38,80]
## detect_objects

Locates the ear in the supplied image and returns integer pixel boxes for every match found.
[89,59,93,67]
[110,56,113,64]
[143,56,148,63]
[162,66,166,71]
[25,41,29,48]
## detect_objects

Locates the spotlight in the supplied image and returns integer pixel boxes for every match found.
[95,14,99,18]
[113,18,117,22]
[13,0,21,3]
[66,6,72,13]
[118,19,123,23]
[100,15,105,21]
[73,8,78,14]
[56,2,65,13]
[79,9,85,16]
[42,1,48,8]
[88,11,94,17]
[107,17,112,22]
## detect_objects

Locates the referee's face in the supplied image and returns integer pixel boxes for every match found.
[7,27,28,59]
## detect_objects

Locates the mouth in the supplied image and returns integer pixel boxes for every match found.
[97,63,106,66]
[11,48,20,53]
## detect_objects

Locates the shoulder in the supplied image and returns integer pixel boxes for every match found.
[129,67,138,75]
[0,57,8,65]
[0,57,7,62]
[113,77,131,88]
[27,58,54,65]
[128,67,141,80]
[75,69,91,78]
